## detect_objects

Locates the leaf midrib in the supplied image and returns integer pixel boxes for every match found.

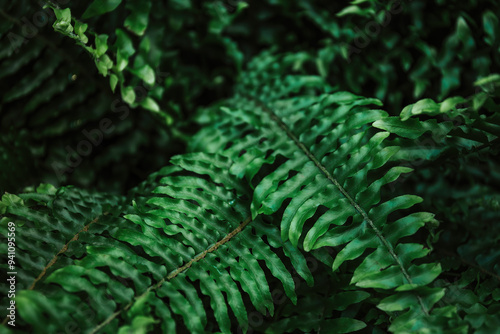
[90,216,253,334]
[247,94,430,316]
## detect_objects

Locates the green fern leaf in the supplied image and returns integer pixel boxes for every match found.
[0,153,318,333]
[191,52,464,332]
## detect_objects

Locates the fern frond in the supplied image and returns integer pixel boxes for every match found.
[0,153,318,333]
[192,52,465,332]
[368,82,500,332]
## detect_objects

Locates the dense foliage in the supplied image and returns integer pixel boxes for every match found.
[1,0,499,333]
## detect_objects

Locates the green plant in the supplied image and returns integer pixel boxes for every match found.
[1,0,499,333]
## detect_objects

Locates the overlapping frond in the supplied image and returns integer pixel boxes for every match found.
[372,75,500,333]
[192,52,466,332]
[0,153,319,333]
